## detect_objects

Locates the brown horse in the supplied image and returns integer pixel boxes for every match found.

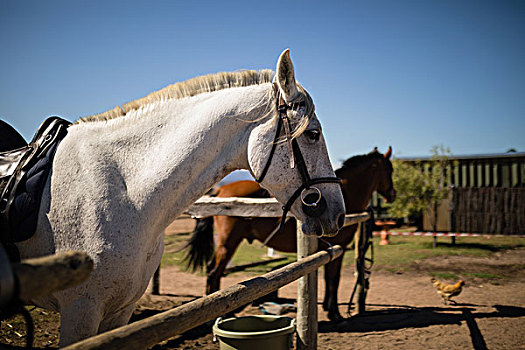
[184,147,395,321]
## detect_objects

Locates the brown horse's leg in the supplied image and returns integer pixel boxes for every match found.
[206,216,245,295]
[206,248,226,295]
[323,253,345,322]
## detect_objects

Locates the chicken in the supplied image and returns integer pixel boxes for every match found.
[430,278,465,305]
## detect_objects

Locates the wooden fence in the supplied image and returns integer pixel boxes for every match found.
[452,187,525,234]
[0,250,93,308]
[64,196,368,350]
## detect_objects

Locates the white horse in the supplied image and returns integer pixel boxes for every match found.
[16,49,345,345]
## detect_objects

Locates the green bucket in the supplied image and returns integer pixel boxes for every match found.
[213,315,296,350]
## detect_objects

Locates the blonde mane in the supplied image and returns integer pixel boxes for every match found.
[76,69,275,123]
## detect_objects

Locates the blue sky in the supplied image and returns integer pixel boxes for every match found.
[1,0,523,167]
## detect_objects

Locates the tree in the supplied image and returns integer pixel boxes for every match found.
[389,145,454,233]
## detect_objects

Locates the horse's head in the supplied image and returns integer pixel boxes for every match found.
[335,147,396,212]
[248,49,345,237]
[373,146,396,203]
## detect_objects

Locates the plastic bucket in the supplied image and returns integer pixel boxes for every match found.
[213,315,296,350]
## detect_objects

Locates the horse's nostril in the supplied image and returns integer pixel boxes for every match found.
[337,213,345,230]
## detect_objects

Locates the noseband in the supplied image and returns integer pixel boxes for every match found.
[255,85,342,238]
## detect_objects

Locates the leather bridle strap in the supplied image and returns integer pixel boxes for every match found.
[254,111,282,184]
[256,85,342,243]
[271,176,342,240]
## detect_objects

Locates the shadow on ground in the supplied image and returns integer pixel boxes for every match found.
[319,304,525,350]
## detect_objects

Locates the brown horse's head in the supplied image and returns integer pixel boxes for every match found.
[335,147,396,212]
[376,146,396,203]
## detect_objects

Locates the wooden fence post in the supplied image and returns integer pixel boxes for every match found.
[296,220,318,350]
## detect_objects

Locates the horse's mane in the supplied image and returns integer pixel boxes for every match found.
[335,150,386,175]
[76,69,275,124]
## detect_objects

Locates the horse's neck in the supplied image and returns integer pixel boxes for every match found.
[344,167,379,212]
[72,84,270,231]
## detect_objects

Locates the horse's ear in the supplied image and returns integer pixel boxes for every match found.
[276,49,299,103]
[384,146,392,159]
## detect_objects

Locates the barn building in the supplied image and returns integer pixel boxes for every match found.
[376,152,525,235]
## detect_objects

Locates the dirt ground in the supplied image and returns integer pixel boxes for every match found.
[142,248,525,350]
[1,245,523,349]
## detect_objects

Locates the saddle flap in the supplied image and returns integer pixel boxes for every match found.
[1,116,70,246]
[0,147,31,180]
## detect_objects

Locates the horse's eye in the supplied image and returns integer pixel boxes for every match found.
[304,130,320,142]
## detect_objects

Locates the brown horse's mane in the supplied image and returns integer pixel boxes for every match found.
[335,150,386,175]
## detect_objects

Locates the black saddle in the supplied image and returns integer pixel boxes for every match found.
[0,120,26,152]
[0,117,70,258]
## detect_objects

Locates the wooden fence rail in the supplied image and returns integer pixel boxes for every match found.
[0,250,93,307]
[185,196,284,218]
[185,195,369,226]
[64,245,344,350]
[13,251,94,303]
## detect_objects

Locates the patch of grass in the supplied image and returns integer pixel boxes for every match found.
[342,235,524,271]
[463,272,504,279]
[429,272,460,280]
[225,241,296,275]
[197,241,294,275]
[384,267,406,274]
[161,232,200,272]
[161,229,524,278]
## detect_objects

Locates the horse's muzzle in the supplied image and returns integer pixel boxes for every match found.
[301,187,327,218]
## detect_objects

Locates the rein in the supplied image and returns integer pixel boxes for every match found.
[256,84,341,244]
[347,207,375,316]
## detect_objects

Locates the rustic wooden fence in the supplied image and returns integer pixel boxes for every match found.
[0,250,93,308]
[0,249,93,348]
[63,196,368,350]
[452,187,525,234]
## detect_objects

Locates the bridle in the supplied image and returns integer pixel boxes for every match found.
[255,84,342,239]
